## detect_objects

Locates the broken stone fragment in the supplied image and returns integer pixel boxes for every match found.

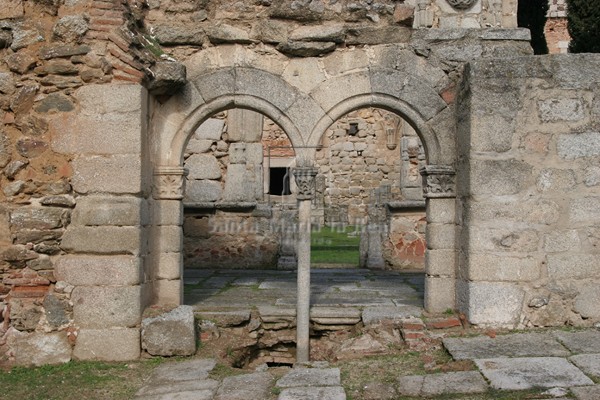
[4,159,28,179]
[276,40,336,57]
[141,305,196,356]
[146,61,187,96]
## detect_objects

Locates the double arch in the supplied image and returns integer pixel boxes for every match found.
[149,45,459,313]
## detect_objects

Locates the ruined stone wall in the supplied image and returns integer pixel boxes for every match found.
[457,55,600,328]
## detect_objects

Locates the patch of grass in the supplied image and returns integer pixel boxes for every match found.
[311,226,360,265]
[0,359,161,400]
[208,363,245,381]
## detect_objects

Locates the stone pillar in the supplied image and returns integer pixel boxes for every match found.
[292,166,317,363]
[420,165,457,313]
[152,166,187,305]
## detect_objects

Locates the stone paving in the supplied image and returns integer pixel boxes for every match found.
[184,268,424,322]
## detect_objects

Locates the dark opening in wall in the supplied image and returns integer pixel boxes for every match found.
[269,167,291,195]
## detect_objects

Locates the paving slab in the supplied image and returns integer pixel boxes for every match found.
[443,333,570,360]
[362,305,422,325]
[214,371,274,400]
[397,371,487,397]
[570,354,600,378]
[136,378,219,397]
[475,357,594,390]
[278,387,346,400]
[136,389,215,400]
[149,359,217,383]
[276,368,341,388]
[571,385,600,400]
[554,330,600,354]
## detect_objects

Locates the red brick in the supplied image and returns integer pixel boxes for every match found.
[401,330,425,340]
[426,317,462,329]
[87,31,110,40]
[108,32,131,53]
[10,285,49,298]
[112,70,143,83]
[402,322,425,330]
[90,17,124,26]
[92,1,118,10]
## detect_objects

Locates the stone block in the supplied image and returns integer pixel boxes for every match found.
[468,227,539,253]
[475,357,593,390]
[0,0,24,19]
[215,372,273,400]
[154,279,182,305]
[425,249,456,276]
[150,199,183,226]
[223,164,260,202]
[55,255,142,286]
[424,276,456,313]
[149,225,182,253]
[236,68,298,113]
[11,332,71,366]
[554,330,600,354]
[71,285,142,328]
[310,71,371,113]
[547,254,600,280]
[185,154,222,180]
[571,385,600,400]
[152,23,206,45]
[469,159,532,196]
[226,109,263,142]
[10,207,69,230]
[570,197,600,224]
[193,69,235,103]
[277,40,336,57]
[276,368,340,388]
[61,226,142,255]
[71,155,142,194]
[76,84,145,115]
[543,230,580,253]
[574,285,600,319]
[185,180,222,202]
[459,282,524,326]
[570,354,600,378]
[282,57,327,93]
[194,118,224,141]
[141,305,196,356]
[154,252,182,280]
[362,305,422,325]
[420,371,488,397]
[186,138,213,154]
[538,98,585,122]
[426,223,455,250]
[278,387,346,400]
[426,198,456,224]
[73,328,140,361]
[229,143,263,164]
[71,196,147,226]
[558,132,600,159]
[536,168,576,192]
[467,254,540,282]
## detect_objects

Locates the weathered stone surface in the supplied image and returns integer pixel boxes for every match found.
[185,154,222,179]
[147,61,187,95]
[277,41,336,57]
[443,333,571,360]
[362,305,422,324]
[570,197,600,224]
[460,282,525,326]
[136,379,219,398]
[467,254,539,281]
[16,137,49,158]
[71,196,146,226]
[71,285,142,328]
[278,387,347,400]
[570,354,600,378]
[397,371,488,397]
[40,44,91,59]
[207,24,253,44]
[196,310,250,327]
[346,26,411,45]
[186,138,213,154]
[10,84,38,114]
[71,155,142,194]
[10,207,69,230]
[150,359,216,383]
[250,19,290,43]
[558,132,600,159]
[475,357,594,390]
[571,385,600,400]
[34,93,75,113]
[61,226,142,255]
[470,159,532,195]
[73,328,140,361]
[0,133,11,168]
[222,164,260,202]
[574,285,600,319]
[6,52,37,74]
[547,254,600,280]
[11,332,71,366]
[554,330,600,354]
[55,255,141,286]
[185,179,222,202]
[52,15,88,42]
[0,72,16,95]
[142,305,196,356]
[0,0,24,19]
[277,368,340,388]
[538,98,585,122]
[43,294,70,328]
[11,25,44,50]
[152,23,206,45]
[290,25,345,43]
[215,372,273,400]
[194,118,224,140]
[5,159,28,179]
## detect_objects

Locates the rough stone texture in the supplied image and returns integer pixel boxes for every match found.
[61,226,143,255]
[71,155,142,194]
[73,328,141,361]
[362,306,422,325]
[558,132,600,159]
[570,354,600,379]
[150,359,217,383]
[11,331,71,366]
[276,368,340,388]
[475,357,594,390]
[553,331,600,354]
[459,282,525,326]
[71,196,146,226]
[185,154,222,180]
[214,372,273,400]
[571,385,600,400]
[443,333,571,360]
[141,305,196,356]
[55,255,142,286]
[278,387,347,400]
[71,285,142,328]
[397,371,488,397]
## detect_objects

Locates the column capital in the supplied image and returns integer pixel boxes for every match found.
[292,167,318,201]
[420,165,456,199]
[153,166,188,200]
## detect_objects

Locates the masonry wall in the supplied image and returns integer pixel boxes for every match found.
[457,54,600,328]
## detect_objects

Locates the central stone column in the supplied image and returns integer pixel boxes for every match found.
[292,166,317,363]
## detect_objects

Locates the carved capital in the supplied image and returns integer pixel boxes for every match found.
[420,165,456,198]
[292,167,318,201]
[153,166,188,200]
[446,0,477,10]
